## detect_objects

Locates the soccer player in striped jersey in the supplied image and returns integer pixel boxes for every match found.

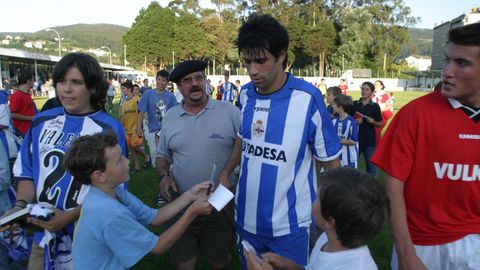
[8,53,127,269]
[331,94,359,168]
[219,14,341,269]
[220,73,238,104]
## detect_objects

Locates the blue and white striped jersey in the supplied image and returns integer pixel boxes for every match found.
[13,107,127,212]
[236,74,342,237]
[332,115,359,168]
[221,82,237,103]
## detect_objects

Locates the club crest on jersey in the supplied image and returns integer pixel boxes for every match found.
[253,119,265,137]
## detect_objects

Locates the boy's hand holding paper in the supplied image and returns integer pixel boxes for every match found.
[207,184,234,211]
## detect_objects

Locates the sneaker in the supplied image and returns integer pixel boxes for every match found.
[143,160,151,169]
[130,169,139,174]
[157,195,167,207]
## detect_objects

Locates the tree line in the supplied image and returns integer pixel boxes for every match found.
[122,0,419,77]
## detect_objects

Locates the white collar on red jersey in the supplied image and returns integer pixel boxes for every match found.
[448,98,480,120]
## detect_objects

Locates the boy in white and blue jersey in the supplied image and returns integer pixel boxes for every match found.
[219,14,341,269]
[220,74,238,104]
[332,94,359,168]
[7,53,127,269]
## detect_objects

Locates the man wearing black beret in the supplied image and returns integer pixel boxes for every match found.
[156,60,241,270]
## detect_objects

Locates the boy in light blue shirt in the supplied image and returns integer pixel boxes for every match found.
[65,133,212,270]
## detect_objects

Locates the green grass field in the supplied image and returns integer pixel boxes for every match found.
[33,90,428,270]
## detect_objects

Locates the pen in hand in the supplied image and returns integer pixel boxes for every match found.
[207,162,217,195]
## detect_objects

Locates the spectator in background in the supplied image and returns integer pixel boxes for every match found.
[235,79,242,91]
[220,74,238,104]
[325,86,341,118]
[318,78,327,93]
[331,94,359,168]
[10,67,37,137]
[338,78,348,95]
[136,70,177,168]
[140,78,150,95]
[133,84,141,96]
[216,80,223,100]
[45,77,55,99]
[372,80,393,143]
[206,78,215,96]
[120,81,150,173]
[2,79,12,91]
[106,79,116,113]
[352,82,382,176]
[235,79,242,106]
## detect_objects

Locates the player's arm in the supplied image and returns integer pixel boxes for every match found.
[386,174,427,270]
[340,139,356,146]
[218,137,242,187]
[366,116,382,128]
[11,112,34,122]
[246,251,304,270]
[369,104,383,127]
[150,196,211,255]
[0,180,35,231]
[14,179,36,203]
[28,205,81,232]
[385,97,393,112]
[150,182,210,226]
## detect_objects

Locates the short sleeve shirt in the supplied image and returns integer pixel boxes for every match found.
[138,89,178,132]
[371,90,480,245]
[236,74,341,237]
[352,100,382,148]
[10,89,37,135]
[73,186,158,269]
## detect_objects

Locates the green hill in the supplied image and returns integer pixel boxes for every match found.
[0,24,128,62]
[408,28,433,56]
[37,24,129,53]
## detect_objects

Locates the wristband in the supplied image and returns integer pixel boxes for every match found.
[159,171,170,181]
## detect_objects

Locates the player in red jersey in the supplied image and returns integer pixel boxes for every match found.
[371,23,480,270]
[372,80,393,143]
[338,78,348,95]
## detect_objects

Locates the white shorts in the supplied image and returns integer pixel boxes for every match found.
[391,234,480,270]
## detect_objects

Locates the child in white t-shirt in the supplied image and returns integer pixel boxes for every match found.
[246,167,390,270]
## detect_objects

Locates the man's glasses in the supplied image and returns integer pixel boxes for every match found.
[180,74,206,85]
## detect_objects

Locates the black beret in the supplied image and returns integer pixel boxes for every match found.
[169,60,207,83]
